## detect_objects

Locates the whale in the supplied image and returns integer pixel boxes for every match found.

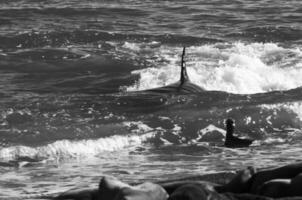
[140,47,205,95]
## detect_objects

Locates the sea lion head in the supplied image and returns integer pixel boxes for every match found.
[225,119,235,131]
[223,166,256,193]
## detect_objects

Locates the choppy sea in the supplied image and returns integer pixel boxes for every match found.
[0,0,302,198]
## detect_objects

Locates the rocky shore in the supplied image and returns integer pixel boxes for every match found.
[53,162,302,200]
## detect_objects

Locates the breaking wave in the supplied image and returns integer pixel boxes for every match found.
[0,132,155,161]
[125,42,302,94]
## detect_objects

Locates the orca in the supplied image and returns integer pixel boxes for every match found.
[144,47,205,94]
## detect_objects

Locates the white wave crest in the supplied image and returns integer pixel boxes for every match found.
[260,102,302,122]
[0,122,156,161]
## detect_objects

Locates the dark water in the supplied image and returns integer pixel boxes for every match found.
[0,0,302,198]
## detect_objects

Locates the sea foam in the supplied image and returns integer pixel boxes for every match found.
[125,42,302,94]
[0,121,156,161]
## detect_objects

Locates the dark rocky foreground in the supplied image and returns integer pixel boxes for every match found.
[53,163,302,200]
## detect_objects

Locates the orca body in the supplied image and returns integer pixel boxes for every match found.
[145,81,205,94]
[143,47,205,94]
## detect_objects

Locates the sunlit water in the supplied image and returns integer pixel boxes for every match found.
[0,0,302,198]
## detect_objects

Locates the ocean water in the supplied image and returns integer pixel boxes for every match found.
[0,0,302,198]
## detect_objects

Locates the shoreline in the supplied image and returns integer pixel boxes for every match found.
[54,163,302,200]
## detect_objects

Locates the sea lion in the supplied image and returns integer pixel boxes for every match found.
[287,173,302,197]
[144,47,205,94]
[166,167,302,200]
[99,176,130,200]
[55,164,302,200]
[218,166,257,193]
[168,183,221,200]
[98,176,168,200]
[224,119,253,148]
[167,182,273,200]
[257,173,302,198]
[158,167,255,195]
[54,187,98,200]
[115,182,168,200]
[257,179,291,198]
[249,162,302,193]
[160,180,217,196]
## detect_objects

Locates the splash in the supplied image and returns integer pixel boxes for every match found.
[0,121,157,161]
[125,42,302,94]
[0,133,156,162]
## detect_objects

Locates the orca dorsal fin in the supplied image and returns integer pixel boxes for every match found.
[180,47,189,84]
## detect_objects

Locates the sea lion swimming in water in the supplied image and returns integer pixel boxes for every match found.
[224,119,253,148]
[145,47,205,94]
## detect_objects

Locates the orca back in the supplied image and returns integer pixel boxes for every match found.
[145,81,204,94]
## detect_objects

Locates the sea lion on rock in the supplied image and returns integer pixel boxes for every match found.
[115,182,168,200]
[98,176,168,200]
[257,173,302,198]
[55,163,302,200]
[158,167,256,197]
[160,180,217,196]
[168,183,274,200]
[218,166,256,194]
[163,164,302,199]
[99,176,130,200]
[249,162,302,194]
[54,187,98,200]
[168,183,222,200]
[287,173,302,197]
[257,179,291,198]
[224,193,273,200]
